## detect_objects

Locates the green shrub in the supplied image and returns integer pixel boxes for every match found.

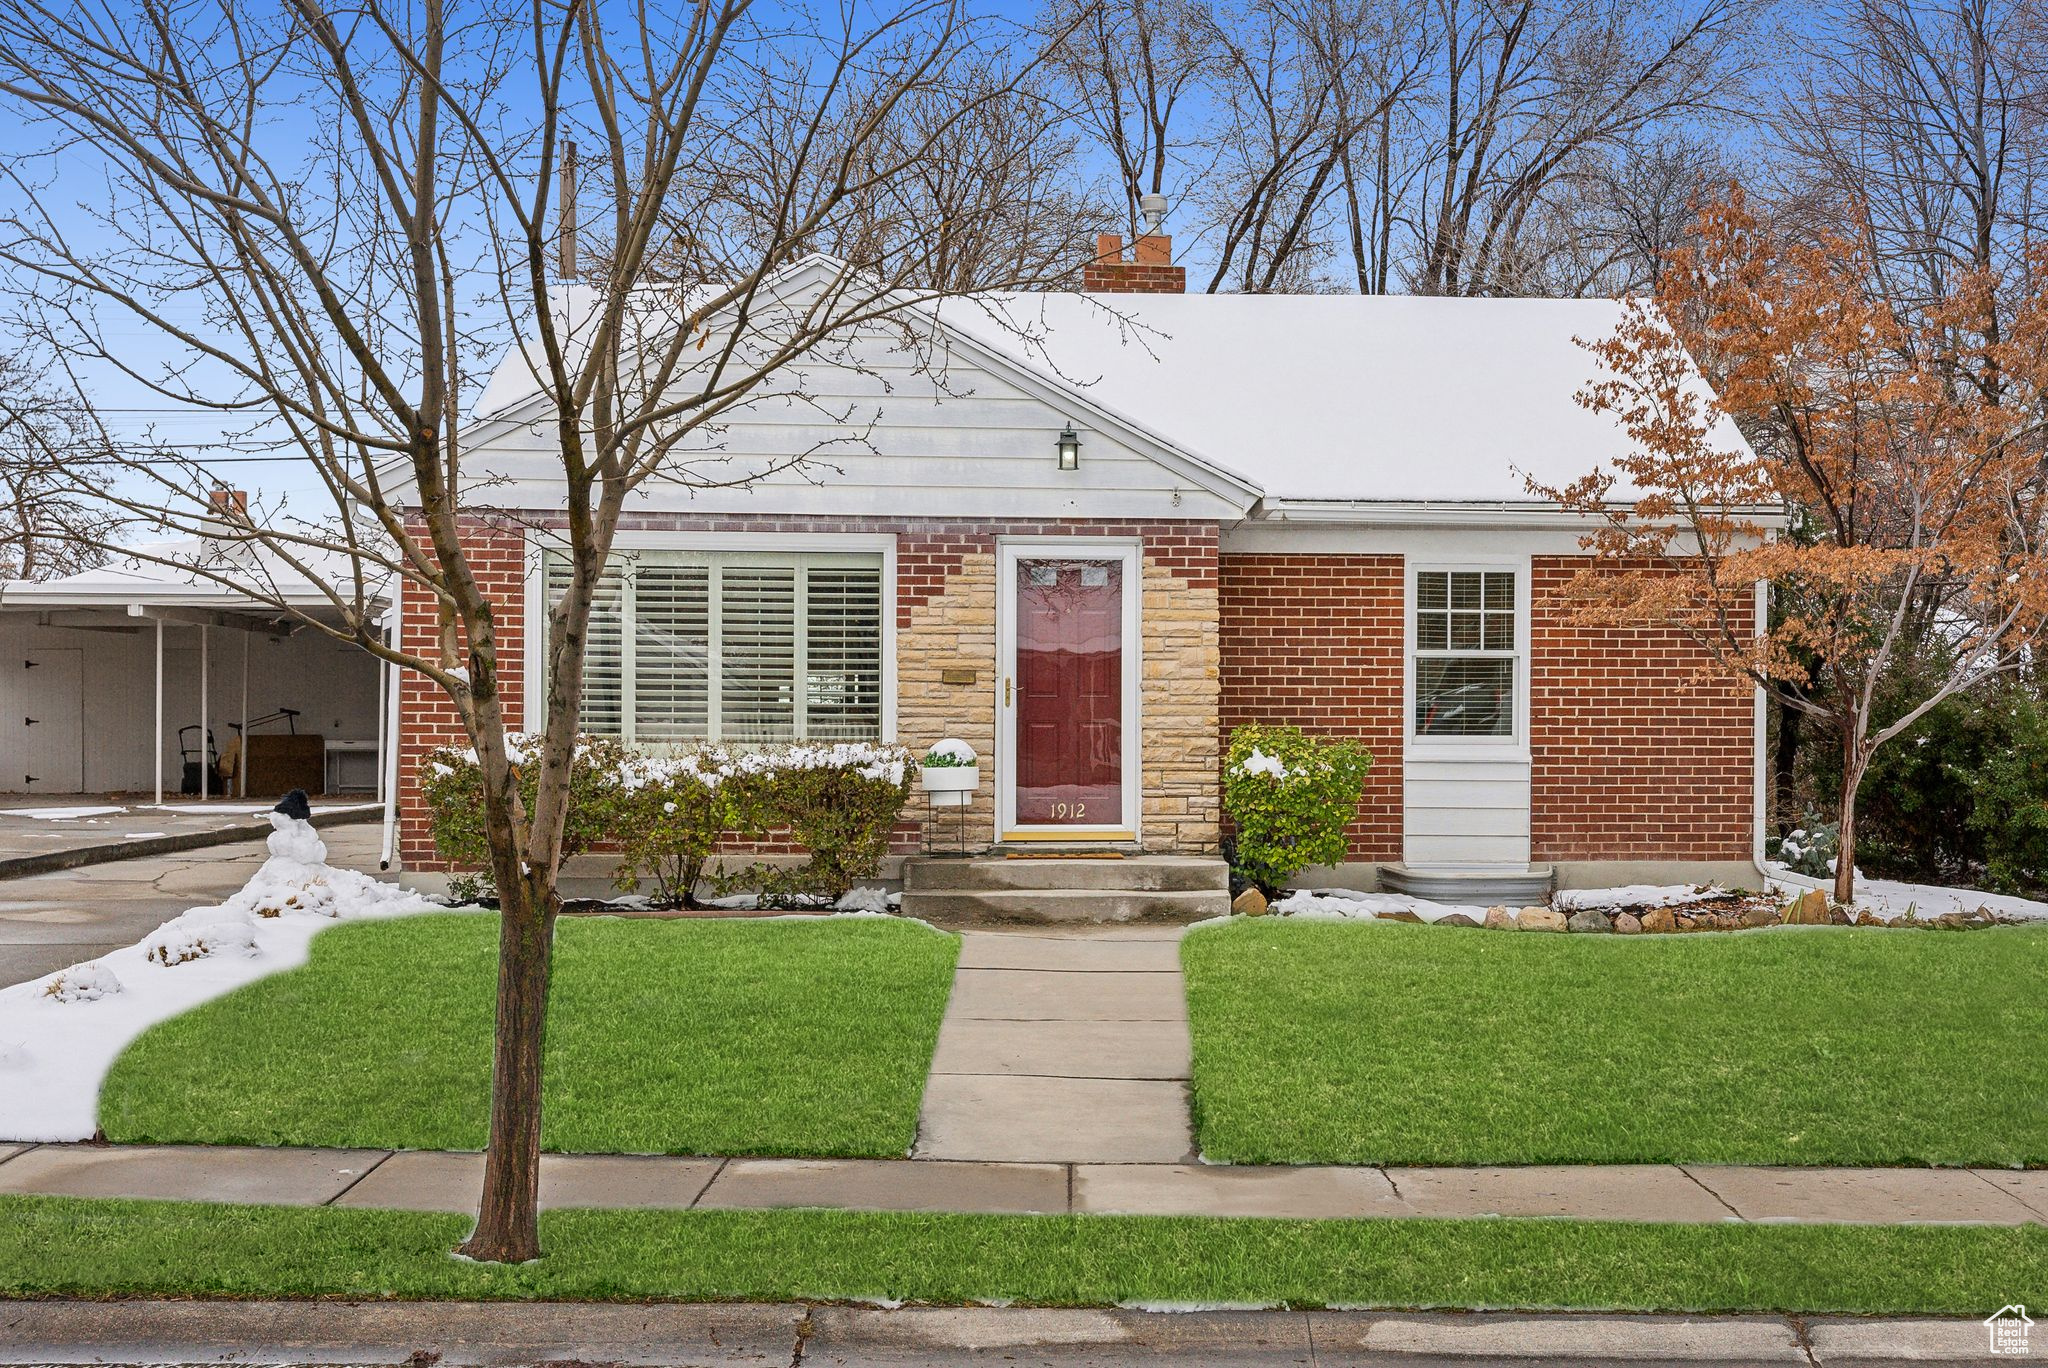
[1967,687,2048,894]
[1773,815,1839,880]
[612,749,740,907]
[725,743,915,904]
[1222,724,1372,895]
[417,734,632,901]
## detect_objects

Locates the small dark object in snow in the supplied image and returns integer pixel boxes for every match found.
[272,789,313,822]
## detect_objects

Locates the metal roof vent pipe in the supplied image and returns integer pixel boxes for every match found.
[1139,192,1168,236]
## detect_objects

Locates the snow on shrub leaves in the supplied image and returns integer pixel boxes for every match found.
[1223,724,1373,895]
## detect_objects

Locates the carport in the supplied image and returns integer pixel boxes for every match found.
[0,542,396,813]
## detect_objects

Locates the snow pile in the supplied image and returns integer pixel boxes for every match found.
[1766,864,2048,922]
[38,962,123,1003]
[144,907,259,965]
[834,886,896,915]
[0,811,436,1142]
[1270,888,1490,923]
[0,805,125,821]
[922,738,978,765]
[1555,884,1728,912]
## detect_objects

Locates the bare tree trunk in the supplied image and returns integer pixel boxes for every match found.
[1834,732,1864,905]
[459,871,555,1263]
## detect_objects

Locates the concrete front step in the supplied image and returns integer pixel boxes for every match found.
[899,887,1230,925]
[903,854,1228,894]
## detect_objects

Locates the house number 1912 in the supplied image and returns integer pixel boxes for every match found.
[1049,802,1086,820]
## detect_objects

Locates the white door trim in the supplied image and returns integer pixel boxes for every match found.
[996,539,1143,842]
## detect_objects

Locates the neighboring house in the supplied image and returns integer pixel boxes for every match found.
[394,237,1773,898]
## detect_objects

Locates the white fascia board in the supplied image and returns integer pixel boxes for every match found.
[1255,499,1792,530]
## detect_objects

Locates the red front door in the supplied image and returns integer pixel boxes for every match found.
[1014,557,1124,827]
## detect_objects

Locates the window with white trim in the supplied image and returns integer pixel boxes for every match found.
[1413,569,1516,739]
[543,549,884,745]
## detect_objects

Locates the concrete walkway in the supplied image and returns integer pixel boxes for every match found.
[914,927,1196,1163]
[0,1300,2019,1366]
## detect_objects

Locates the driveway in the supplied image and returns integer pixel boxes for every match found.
[0,826,389,989]
[0,797,379,871]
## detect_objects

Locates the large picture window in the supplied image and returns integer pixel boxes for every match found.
[1414,569,1516,739]
[543,549,884,746]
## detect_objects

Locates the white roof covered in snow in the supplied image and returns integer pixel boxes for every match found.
[0,538,392,615]
[456,257,1756,513]
[946,292,1737,504]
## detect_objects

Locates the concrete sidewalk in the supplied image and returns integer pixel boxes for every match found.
[0,1141,2041,1224]
[915,928,1196,1163]
[0,1300,2021,1365]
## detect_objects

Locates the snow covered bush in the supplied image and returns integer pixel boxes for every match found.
[419,734,633,900]
[39,961,122,1002]
[1223,724,1373,895]
[1775,817,1840,880]
[611,747,740,907]
[144,908,259,965]
[724,742,915,903]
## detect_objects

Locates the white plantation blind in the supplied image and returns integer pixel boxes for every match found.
[544,549,883,745]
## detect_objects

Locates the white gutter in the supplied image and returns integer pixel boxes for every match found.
[1254,498,1794,530]
[1752,576,1770,883]
[379,614,403,871]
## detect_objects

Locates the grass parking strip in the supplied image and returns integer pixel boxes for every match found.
[0,1196,2038,1314]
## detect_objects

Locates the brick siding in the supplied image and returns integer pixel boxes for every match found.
[396,512,1221,871]
[1217,553,1405,861]
[396,518,527,869]
[1529,556,1756,862]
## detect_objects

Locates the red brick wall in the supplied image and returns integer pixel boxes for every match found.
[1529,557,1756,862]
[396,518,527,869]
[1217,553,1405,862]
[396,512,1219,870]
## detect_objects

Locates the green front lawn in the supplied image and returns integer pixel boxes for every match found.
[100,913,958,1157]
[1183,919,2048,1167]
[1,1196,2037,1313]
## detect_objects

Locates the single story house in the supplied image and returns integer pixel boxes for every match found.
[393,238,1772,900]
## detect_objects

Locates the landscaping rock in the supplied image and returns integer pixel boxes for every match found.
[1376,908,1424,924]
[1437,912,1481,927]
[1782,889,1830,925]
[1613,911,1643,934]
[1232,887,1269,918]
[1642,907,1678,934]
[1741,903,1778,928]
[1518,908,1567,932]
[1484,906,1516,930]
[1854,909,1890,927]
[1566,908,1614,934]
[1675,913,1697,931]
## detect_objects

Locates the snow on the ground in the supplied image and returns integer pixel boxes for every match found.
[1271,888,1493,923]
[0,813,436,1142]
[0,806,126,821]
[1765,863,2048,922]
[1554,884,1729,911]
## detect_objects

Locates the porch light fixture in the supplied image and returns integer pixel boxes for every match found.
[1056,424,1081,471]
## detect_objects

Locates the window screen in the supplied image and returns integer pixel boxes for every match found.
[1414,570,1515,738]
[544,549,883,745]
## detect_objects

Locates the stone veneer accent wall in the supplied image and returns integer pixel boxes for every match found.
[890,520,1221,853]
[397,513,1222,868]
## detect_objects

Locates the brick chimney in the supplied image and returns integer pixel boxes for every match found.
[1083,232,1185,293]
[208,488,249,522]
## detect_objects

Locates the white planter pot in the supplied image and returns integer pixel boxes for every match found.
[921,765,980,808]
